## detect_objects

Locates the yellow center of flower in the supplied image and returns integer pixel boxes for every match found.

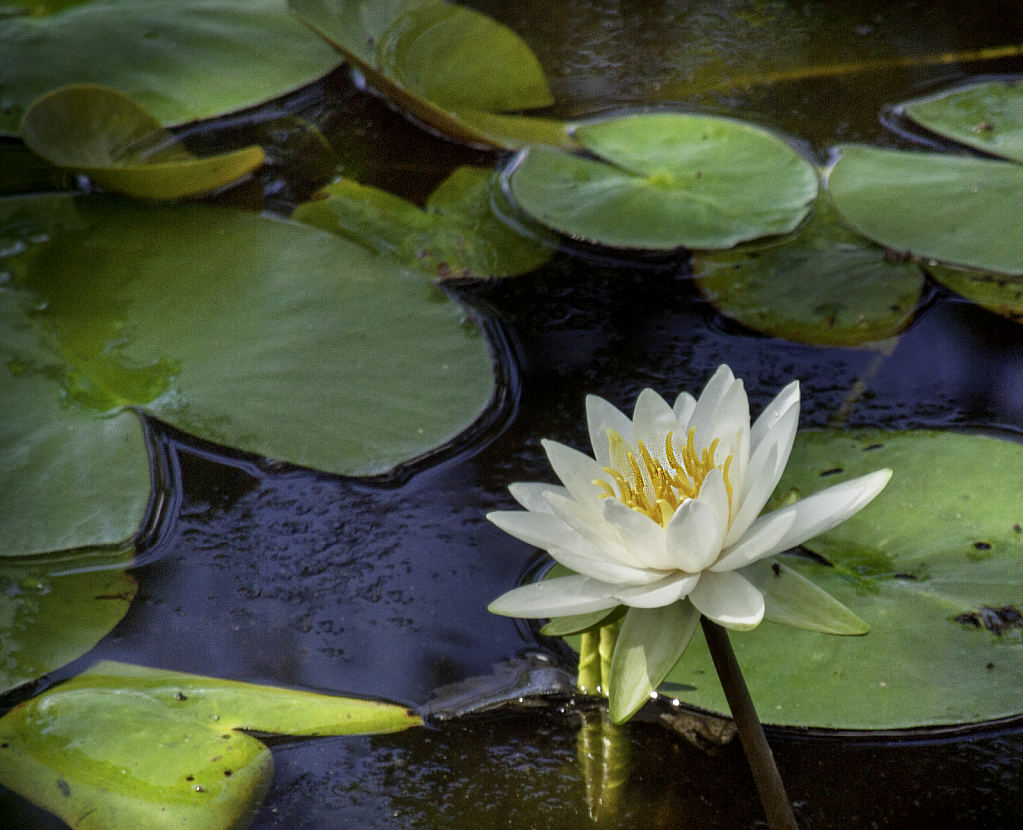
[593,427,733,528]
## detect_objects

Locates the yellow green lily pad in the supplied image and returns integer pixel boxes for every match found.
[926,263,1023,323]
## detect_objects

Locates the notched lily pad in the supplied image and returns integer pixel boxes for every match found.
[0,661,421,830]
[20,85,264,200]
[505,112,819,251]
[694,197,925,346]
[293,166,553,279]
[664,430,1023,730]
[901,79,1023,164]
[828,145,1023,276]
[0,548,136,694]
[289,0,568,149]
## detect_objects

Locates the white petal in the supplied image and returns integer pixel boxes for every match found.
[586,394,634,468]
[710,507,796,571]
[601,498,674,570]
[488,575,620,617]
[696,467,730,535]
[632,388,679,465]
[757,469,893,558]
[705,379,749,466]
[542,439,605,510]
[724,442,779,547]
[750,379,799,456]
[673,391,697,429]
[543,492,648,569]
[488,510,577,551]
[664,497,724,573]
[508,482,568,514]
[688,570,765,630]
[616,572,700,608]
[688,365,737,450]
[547,545,665,586]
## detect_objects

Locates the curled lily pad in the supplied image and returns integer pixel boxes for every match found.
[0,193,494,560]
[926,263,1023,323]
[505,112,819,250]
[0,548,136,694]
[289,0,568,149]
[828,145,1023,275]
[901,79,1023,164]
[694,197,925,346]
[0,0,341,137]
[293,166,553,279]
[20,86,264,200]
[0,661,421,830]
[661,430,1023,730]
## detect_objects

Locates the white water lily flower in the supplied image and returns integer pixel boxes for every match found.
[488,365,892,722]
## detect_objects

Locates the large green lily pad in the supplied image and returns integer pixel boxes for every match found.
[926,263,1023,323]
[0,0,341,136]
[0,193,494,559]
[0,661,421,830]
[293,166,553,279]
[505,113,819,250]
[0,548,136,694]
[20,85,264,200]
[694,198,925,346]
[828,145,1023,275]
[901,80,1023,164]
[662,430,1023,729]
[289,0,568,149]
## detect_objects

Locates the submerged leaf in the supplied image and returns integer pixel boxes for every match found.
[0,662,420,830]
[901,79,1023,164]
[663,430,1023,729]
[20,86,264,199]
[828,145,1023,275]
[0,548,136,694]
[0,0,341,136]
[293,166,553,279]
[694,197,924,346]
[506,113,819,250]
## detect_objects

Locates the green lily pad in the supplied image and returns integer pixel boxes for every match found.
[289,0,568,149]
[293,166,553,279]
[901,80,1023,164]
[694,197,925,346]
[20,86,265,200]
[662,430,1023,730]
[505,113,819,251]
[828,145,1023,275]
[0,661,421,830]
[0,193,494,558]
[0,0,342,136]
[925,263,1023,324]
[0,548,136,694]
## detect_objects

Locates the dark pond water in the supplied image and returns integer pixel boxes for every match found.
[4,1,1023,828]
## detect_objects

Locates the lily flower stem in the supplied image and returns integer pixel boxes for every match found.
[701,616,798,830]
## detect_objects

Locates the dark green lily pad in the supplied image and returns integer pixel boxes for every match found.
[0,661,421,830]
[20,86,264,200]
[505,113,819,250]
[0,193,494,559]
[289,0,568,149]
[0,0,341,136]
[925,263,1023,323]
[901,80,1023,164]
[0,548,136,694]
[662,430,1023,730]
[0,140,71,195]
[694,198,925,346]
[828,145,1023,275]
[293,166,553,279]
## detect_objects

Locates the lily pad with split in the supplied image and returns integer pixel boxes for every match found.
[661,430,1023,729]
[292,166,554,279]
[20,85,264,200]
[694,197,925,346]
[505,112,819,251]
[0,661,421,830]
[828,145,1023,275]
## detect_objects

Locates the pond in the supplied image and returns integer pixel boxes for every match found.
[2,1,1023,828]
